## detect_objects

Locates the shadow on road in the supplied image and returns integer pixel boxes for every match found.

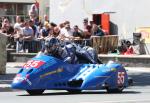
[18,90,140,96]
[0,73,16,92]
[0,73,15,84]
[128,72,150,86]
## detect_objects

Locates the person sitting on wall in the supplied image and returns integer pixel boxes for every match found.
[119,40,133,55]
[124,40,133,55]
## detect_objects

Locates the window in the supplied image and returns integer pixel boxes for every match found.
[0,3,32,24]
[17,4,31,15]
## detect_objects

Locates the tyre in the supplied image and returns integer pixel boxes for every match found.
[67,89,81,94]
[106,86,124,93]
[26,89,45,95]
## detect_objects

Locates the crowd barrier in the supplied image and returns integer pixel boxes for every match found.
[22,35,118,54]
[91,35,118,54]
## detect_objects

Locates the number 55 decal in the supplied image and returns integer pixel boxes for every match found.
[117,71,125,85]
[23,60,45,69]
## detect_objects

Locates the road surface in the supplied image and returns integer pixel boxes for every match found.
[0,65,150,103]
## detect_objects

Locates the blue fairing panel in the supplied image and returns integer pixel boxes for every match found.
[11,54,128,91]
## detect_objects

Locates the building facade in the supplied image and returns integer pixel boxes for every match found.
[49,0,150,40]
[0,0,35,23]
[36,0,50,22]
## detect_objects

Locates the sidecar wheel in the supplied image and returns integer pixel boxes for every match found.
[67,89,82,94]
[106,86,124,93]
[26,89,45,95]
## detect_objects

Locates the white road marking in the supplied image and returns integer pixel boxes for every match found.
[125,67,150,73]
[0,84,11,88]
[81,99,150,103]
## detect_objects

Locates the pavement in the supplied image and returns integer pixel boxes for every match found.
[0,62,25,91]
[0,62,150,91]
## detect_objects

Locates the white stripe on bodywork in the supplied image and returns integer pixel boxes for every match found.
[76,65,96,80]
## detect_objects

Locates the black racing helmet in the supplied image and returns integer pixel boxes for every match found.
[45,37,60,48]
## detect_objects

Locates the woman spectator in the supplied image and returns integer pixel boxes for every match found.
[38,22,50,51]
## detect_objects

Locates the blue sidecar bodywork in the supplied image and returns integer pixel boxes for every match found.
[11,54,129,95]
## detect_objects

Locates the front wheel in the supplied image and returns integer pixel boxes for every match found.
[26,89,45,95]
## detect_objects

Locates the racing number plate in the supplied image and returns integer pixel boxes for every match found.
[23,60,45,69]
[117,71,125,85]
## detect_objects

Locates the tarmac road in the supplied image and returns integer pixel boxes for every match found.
[0,63,150,103]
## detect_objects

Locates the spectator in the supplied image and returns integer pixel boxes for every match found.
[89,21,94,27]
[20,19,25,28]
[47,27,54,38]
[60,22,74,42]
[39,22,50,40]
[53,27,60,38]
[13,25,22,52]
[21,20,34,53]
[29,20,40,52]
[49,22,57,30]
[14,16,22,31]
[29,20,39,38]
[64,20,70,25]
[73,25,84,39]
[37,22,43,37]
[123,41,134,55]
[82,18,92,39]
[29,4,38,21]
[38,22,50,51]
[59,23,65,29]
[44,14,49,23]
[1,18,14,48]
[91,24,105,36]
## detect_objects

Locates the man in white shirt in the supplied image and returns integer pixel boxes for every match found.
[60,23,74,42]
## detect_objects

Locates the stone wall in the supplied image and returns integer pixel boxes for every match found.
[0,33,7,74]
